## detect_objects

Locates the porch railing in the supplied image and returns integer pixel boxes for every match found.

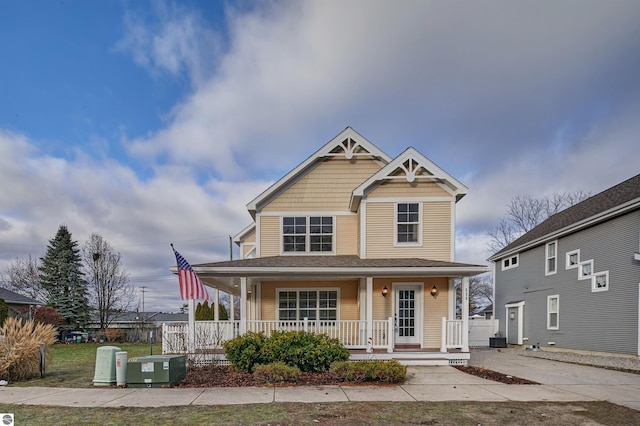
[163,317,464,354]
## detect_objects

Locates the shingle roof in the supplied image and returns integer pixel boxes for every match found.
[195,255,485,269]
[490,173,640,260]
[0,287,42,305]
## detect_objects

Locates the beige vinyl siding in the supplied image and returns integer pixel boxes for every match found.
[241,244,256,258]
[260,158,381,212]
[336,215,358,255]
[259,216,280,257]
[260,280,359,321]
[365,201,452,260]
[373,277,449,349]
[367,181,451,198]
[422,277,449,348]
[243,229,256,243]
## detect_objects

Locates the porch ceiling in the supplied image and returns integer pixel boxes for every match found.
[182,255,489,295]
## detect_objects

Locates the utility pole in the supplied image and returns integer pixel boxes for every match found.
[229,235,233,261]
[140,286,147,313]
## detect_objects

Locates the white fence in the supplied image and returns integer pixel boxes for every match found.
[163,317,465,355]
[468,319,499,347]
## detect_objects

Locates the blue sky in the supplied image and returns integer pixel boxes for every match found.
[1,0,640,311]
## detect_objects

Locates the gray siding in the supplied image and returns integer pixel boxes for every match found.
[495,210,640,355]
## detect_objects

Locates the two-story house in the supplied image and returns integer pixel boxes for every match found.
[169,127,488,365]
[489,174,640,356]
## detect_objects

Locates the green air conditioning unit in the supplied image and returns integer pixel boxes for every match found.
[126,355,186,388]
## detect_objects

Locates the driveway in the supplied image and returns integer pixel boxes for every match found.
[469,348,640,410]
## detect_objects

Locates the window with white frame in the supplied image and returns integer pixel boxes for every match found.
[547,295,559,330]
[566,249,580,269]
[578,259,593,280]
[592,271,609,292]
[545,241,557,275]
[396,203,420,244]
[282,216,333,253]
[502,254,519,270]
[277,289,338,321]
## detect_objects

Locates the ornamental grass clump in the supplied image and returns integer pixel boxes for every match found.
[0,317,57,382]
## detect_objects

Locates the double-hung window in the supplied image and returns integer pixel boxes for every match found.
[396,203,420,244]
[277,290,338,321]
[547,295,559,330]
[282,216,333,253]
[545,241,557,275]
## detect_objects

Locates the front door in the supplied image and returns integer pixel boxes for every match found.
[394,284,423,345]
[505,302,524,345]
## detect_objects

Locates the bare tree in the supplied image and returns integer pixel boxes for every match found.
[82,234,135,330]
[2,255,48,302]
[455,275,494,318]
[487,190,590,252]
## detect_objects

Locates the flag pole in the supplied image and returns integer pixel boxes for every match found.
[172,243,195,355]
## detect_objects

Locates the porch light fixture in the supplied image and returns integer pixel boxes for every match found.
[382,285,388,297]
[430,284,438,298]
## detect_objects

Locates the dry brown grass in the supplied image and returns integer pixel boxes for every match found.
[0,317,57,381]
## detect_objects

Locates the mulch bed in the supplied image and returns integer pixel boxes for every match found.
[177,366,350,387]
[453,366,539,384]
[177,365,538,387]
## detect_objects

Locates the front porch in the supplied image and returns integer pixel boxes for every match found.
[162,317,469,366]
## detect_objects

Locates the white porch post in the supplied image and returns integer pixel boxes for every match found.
[213,288,219,321]
[440,317,447,353]
[240,277,247,334]
[230,292,235,320]
[366,276,373,353]
[188,298,195,353]
[462,276,470,352]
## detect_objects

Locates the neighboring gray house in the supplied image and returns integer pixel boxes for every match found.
[0,287,42,318]
[489,174,640,356]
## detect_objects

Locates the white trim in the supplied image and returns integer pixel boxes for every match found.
[505,301,525,345]
[192,265,491,277]
[259,210,356,216]
[545,241,558,275]
[233,222,256,244]
[547,294,559,330]
[255,214,262,258]
[394,202,423,246]
[592,271,609,292]
[350,147,468,212]
[275,287,341,321]
[637,283,640,356]
[578,259,594,280]
[360,201,367,258]
[248,127,391,216]
[393,282,424,347]
[566,249,580,270]
[501,254,519,271]
[364,196,454,203]
[450,202,455,261]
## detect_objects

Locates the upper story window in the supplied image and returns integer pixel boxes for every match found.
[592,271,609,292]
[396,203,421,244]
[566,249,580,269]
[547,295,559,330]
[545,241,557,275]
[282,216,333,253]
[502,254,519,271]
[578,259,593,280]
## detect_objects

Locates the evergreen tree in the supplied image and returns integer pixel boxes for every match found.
[39,225,89,330]
[212,303,228,320]
[0,298,8,326]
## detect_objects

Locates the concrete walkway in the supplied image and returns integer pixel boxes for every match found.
[1,349,639,410]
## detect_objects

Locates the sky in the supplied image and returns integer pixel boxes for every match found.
[1,0,639,312]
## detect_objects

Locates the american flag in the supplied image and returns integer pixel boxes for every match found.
[171,245,210,301]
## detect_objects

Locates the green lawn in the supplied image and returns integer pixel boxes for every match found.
[14,343,161,388]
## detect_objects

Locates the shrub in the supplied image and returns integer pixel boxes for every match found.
[254,362,300,384]
[104,328,125,343]
[0,317,57,382]
[260,330,350,372]
[330,360,406,383]
[223,332,267,372]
